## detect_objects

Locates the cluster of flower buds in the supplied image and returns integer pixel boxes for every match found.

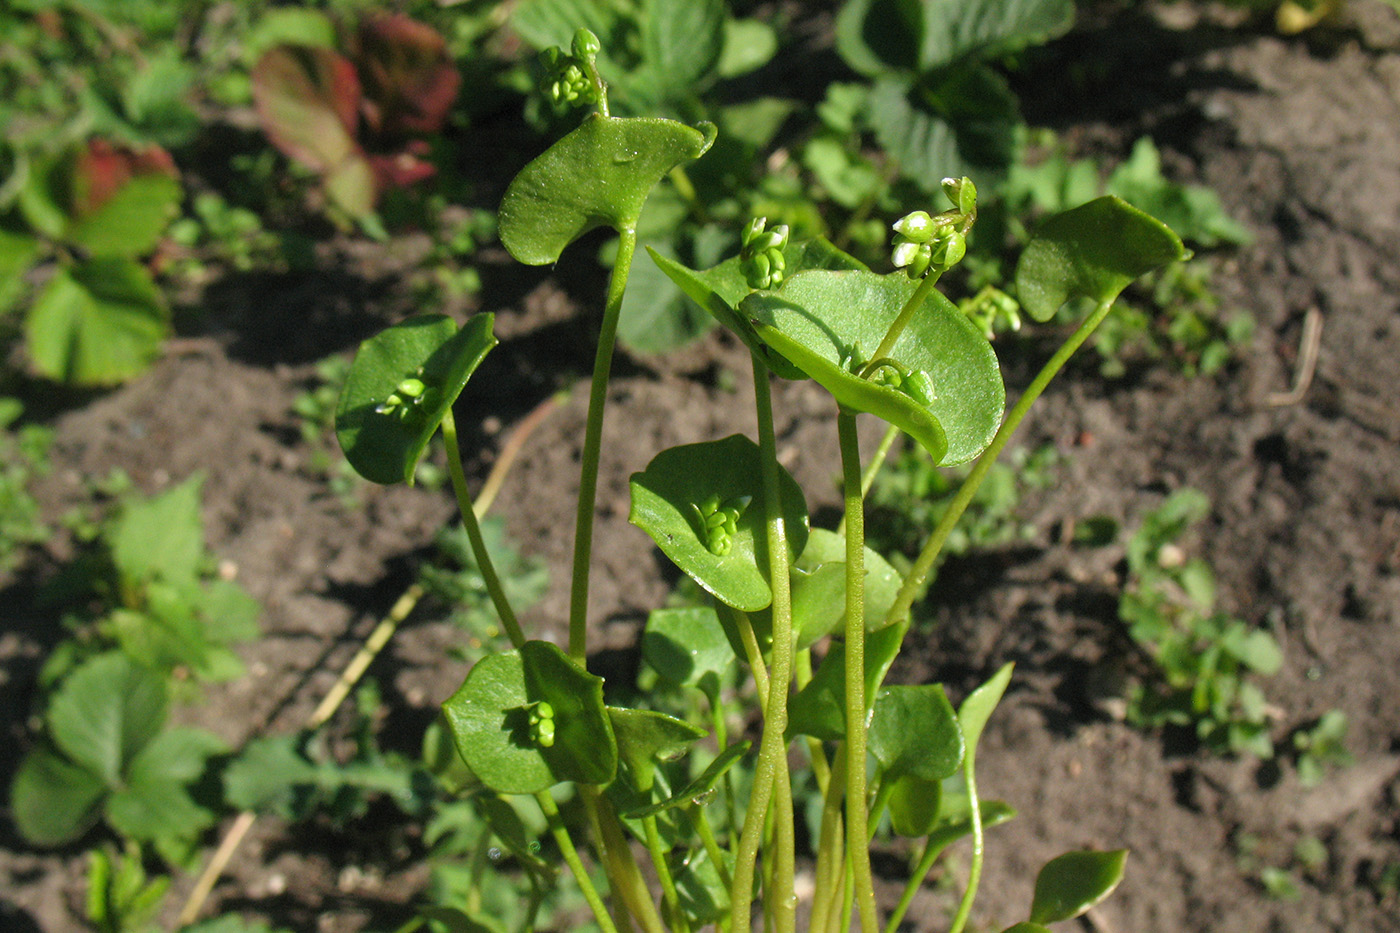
[740,217,790,290]
[890,176,978,280]
[960,285,1023,340]
[541,29,603,108]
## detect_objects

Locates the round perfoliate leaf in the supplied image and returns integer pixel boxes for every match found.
[1028,849,1128,924]
[787,527,905,648]
[441,640,616,795]
[869,684,964,782]
[499,113,715,265]
[336,313,496,485]
[745,270,1004,465]
[642,606,735,690]
[1015,195,1189,322]
[629,434,809,613]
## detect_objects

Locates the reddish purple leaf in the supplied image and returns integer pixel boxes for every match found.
[252,44,363,174]
[69,139,178,220]
[353,14,460,137]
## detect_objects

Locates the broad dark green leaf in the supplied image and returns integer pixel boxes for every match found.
[786,620,908,742]
[1015,196,1189,322]
[1029,849,1128,924]
[887,774,941,837]
[9,745,105,845]
[336,313,497,485]
[786,527,905,648]
[26,259,169,385]
[642,606,735,689]
[648,237,864,379]
[643,0,724,96]
[442,641,616,795]
[625,740,750,818]
[608,706,707,791]
[629,435,809,613]
[745,269,1004,464]
[499,114,715,265]
[105,777,215,844]
[48,652,168,786]
[222,734,319,814]
[869,684,963,781]
[918,0,1074,71]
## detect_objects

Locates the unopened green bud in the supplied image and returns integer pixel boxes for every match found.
[742,216,767,248]
[942,176,977,215]
[927,227,966,270]
[892,210,934,243]
[572,28,601,61]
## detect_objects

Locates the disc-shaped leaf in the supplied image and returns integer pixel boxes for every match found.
[869,684,964,782]
[746,269,1004,464]
[336,313,496,485]
[26,259,169,385]
[648,237,866,380]
[629,434,809,612]
[786,620,907,742]
[642,606,735,689]
[499,114,715,265]
[608,706,707,791]
[1029,849,1128,924]
[1015,196,1189,322]
[442,640,616,795]
[787,528,905,649]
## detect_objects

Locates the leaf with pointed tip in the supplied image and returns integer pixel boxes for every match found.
[648,237,865,380]
[1001,923,1054,933]
[624,740,751,818]
[336,313,496,485]
[441,640,616,795]
[1029,849,1128,924]
[959,661,1013,752]
[629,435,809,613]
[608,706,706,792]
[1015,196,1189,322]
[787,620,908,742]
[745,270,1004,464]
[926,796,1016,852]
[499,114,715,265]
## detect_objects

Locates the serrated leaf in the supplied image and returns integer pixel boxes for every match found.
[109,475,205,588]
[917,0,1074,71]
[105,777,215,844]
[628,435,809,613]
[442,641,617,795]
[642,606,735,689]
[47,652,168,786]
[1015,196,1189,322]
[498,113,714,265]
[336,313,497,485]
[869,684,964,781]
[252,45,361,174]
[745,269,1004,465]
[222,734,319,814]
[26,259,169,385]
[1028,849,1128,924]
[10,745,106,845]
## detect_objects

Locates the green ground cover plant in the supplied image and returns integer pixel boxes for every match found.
[325,27,1190,933]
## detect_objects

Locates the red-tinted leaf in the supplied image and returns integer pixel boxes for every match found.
[252,44,363,173]
[368,147,437,191]
[69,139,178,220]
[353,14,460,136]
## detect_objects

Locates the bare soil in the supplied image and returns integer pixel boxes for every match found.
[2,3,1398,932]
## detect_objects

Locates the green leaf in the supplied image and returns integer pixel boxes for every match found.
[618,241,714,353]
[26,259,169,385]
[786,528,905,648]
[105,776,214,844]
[917,0,1074,71]
[787,620,908,742]
[109,475,205,588]
[648,236,865,380]
[499,114,714,265]
[243,8,338,66]
[869,684,964,781]
[1001,924,1054,933]
[124,727,227,786]
[222,734,319,814]
[958,661,1013,754]
[625,740,750,818]
[717,19,779,78]
[0,226,41,316]
[642,0,725,96]
[1015,196,1189,322]
[1028,849,1128,924]
[629,435,809,613]
[336,313,497,485]
[417,907,504,933]
[608,706,707,791]
[65,173,180,259]
[642,606,735,689]
[47,652,168,786]
[10,745,106,845]
[887,774,941,837]
[745,269,1005,464]
[925,795,1016,852]
[442,641,617,795]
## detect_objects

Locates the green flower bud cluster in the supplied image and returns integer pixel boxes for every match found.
[890,176,978,280]
[541,29,603,108]
[692,493,752,556]
[740,217,789,290]
[960,285,1022,340]
[868,359,936,407]
[529,701,556,748]
[376,370,437,421]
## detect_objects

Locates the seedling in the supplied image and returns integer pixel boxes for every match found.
[331,29,1186,933]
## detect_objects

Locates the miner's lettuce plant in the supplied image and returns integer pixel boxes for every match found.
[334,30,1186,933]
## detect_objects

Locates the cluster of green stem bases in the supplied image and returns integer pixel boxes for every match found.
[334,30,1189,933]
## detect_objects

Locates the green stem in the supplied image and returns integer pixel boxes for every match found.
[583,786,670,933]
[946,756,985,933]
[568,226,638,661]
[837,411,879,933]
[730,355,798,933]
[442,409,526,649]
[693,807,733,890]
[535,791,622,933]
[861,272,943,377]
[837,423,899,537]
[882,834,950,933]
[808,750,848,933]
[643,813,686,933]
[884,299,1117,629]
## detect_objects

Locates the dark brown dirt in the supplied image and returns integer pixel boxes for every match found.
[3,2,1399,931]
